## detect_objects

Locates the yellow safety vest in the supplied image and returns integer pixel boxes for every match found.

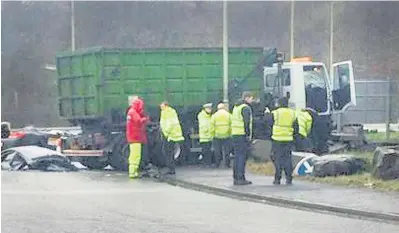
[197,110,212,143]
[160,106,184,142]
[297,110,313,138]
[271,107,297,142]
[210,109,232,139]
[231,104,253,138]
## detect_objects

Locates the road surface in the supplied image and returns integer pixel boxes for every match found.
[2,171,398,233]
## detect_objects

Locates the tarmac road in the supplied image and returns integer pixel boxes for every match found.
[1,171,398,233]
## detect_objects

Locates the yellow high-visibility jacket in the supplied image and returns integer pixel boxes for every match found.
[210,109,232,139]
[271,107,297,142]
[197,110,212,143]
[160,106,184,142]
[297,110,313,138]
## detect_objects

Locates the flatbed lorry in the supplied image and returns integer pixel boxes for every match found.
[54,47,356,170]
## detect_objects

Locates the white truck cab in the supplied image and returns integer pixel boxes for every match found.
[263,57,356,116]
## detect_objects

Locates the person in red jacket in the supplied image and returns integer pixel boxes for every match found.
[126,97,149,179]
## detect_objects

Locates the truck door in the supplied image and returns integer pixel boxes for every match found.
[331,61,356,113]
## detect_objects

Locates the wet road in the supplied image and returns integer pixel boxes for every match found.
[2,171,398,233]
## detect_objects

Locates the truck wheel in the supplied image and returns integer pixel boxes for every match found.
[109,141,129,171]
[80,157,109,170]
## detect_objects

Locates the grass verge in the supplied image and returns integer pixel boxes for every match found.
[366,131,399,143]
[247,151,399,192]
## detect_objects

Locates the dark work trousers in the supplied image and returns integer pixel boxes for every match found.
[213,138,231,167]
[232,136,249,180]
[271,141,293,182]
[162,139,177,173]
[295,135,313,152]
[139,143,150,171]
[200,141,213,165]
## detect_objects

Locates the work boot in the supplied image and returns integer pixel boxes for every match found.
[129,165,139,179]
[166,168,176,175]
[129,172,139,179]
[234,179,252,186]
[286,179,292,185]
[273,180,281,185]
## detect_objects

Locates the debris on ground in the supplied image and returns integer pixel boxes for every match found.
[1,126,60,151]
[1,146,78,172]
[311,154,366,177]
[372,145,399,180]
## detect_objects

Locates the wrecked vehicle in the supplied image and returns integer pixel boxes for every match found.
[311,154,366,177]
[1,146,78,172]
[53,47,356,170]
[1,126,62,153]
[54,47,277,170]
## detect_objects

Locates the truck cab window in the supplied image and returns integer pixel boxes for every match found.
[265,69,291,87]
[332,64,351,111]
[303,65,328,113]
[335,66,350,89]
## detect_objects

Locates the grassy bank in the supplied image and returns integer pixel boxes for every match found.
[366,131,399,143]
[247,150,399,192]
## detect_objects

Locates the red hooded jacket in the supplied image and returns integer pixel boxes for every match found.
[126,98,149,144]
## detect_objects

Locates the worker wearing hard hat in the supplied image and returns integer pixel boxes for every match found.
[231,91,255,185]
[270,97,299,185]
[198,103,214,167]
[295,108,316,152]
[159,101,185,175]
[210,102,232,168]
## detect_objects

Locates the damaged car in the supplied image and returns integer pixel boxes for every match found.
[1,146,78,172]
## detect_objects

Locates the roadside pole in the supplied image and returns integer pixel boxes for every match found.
[385,77,391,140]
[223,0,229,108]
[329,2,340,133]
[71,0,76,51]
[290,0,295,60]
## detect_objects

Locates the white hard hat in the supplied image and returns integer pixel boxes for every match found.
[203,103,213,109]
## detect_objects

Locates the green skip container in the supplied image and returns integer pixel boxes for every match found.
[55,47,277,125]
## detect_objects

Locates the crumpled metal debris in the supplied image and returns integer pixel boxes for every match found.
[311,154,366,177]
[1,146,78,172]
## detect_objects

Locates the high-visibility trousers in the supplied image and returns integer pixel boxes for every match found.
[128,143,142,178]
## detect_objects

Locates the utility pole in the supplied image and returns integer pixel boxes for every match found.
[329,2,340,133]
[329,1,334,72]
[290,0,295,60]
[71,0,76,51]
[223,0,229,107]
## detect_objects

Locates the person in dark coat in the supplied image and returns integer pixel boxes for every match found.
[231,92,255,186]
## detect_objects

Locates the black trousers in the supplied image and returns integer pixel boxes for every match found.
[139,144,150,171]
[232,136,249,180]
[271,141,293,182]
[295,135,313,152]
[163,139,178,172]
[213,138,231,167]
[200,141,213,165]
